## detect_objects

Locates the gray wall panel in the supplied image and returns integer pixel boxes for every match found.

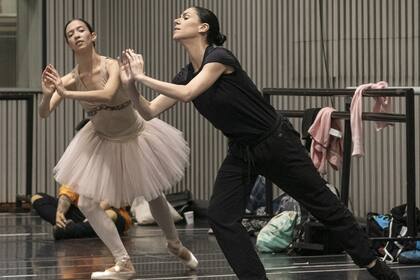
[2,0,420,219]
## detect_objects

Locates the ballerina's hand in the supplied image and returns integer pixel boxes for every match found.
[125,49,145,80]
[118,52,134,87]
[41,65,56,96]
[44,65,66,97]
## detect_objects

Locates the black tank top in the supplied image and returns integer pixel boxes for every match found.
[172,46,277,145]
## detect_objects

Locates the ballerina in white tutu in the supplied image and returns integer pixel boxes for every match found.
[39,18,198,279]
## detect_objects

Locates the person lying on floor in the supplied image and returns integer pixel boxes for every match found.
[31,185,132,240]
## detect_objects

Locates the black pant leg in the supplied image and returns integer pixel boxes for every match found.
[32,193,58,225]
[207,154,267,280]
[66,205,86,223]
[54,210,126,240]
[53,221,97,240]
[32,193,86,225]
[252,119,377,267]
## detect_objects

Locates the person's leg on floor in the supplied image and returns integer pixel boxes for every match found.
[54,209,123,240]
[207,154,266,280]
[31,193,58,225]
[31,192,86,224]
[53,220,97,240]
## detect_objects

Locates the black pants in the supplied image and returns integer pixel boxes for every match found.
[32,193,125,239]
[207,118,377,280]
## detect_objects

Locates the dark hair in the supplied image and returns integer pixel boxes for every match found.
[64,18,95,44]
[193,6,226,46]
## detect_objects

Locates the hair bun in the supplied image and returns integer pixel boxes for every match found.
[215,33,227,46]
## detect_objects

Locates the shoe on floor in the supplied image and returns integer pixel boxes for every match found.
[91,257,135,280]
[367,259,400,280]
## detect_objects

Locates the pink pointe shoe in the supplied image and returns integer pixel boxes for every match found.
[167,240,199,270]
[91,257,135,280]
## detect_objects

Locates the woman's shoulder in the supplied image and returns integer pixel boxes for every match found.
[205,46,241,69]
[207,46,234,57]
[100,56,119,78]
[104,57,119,69]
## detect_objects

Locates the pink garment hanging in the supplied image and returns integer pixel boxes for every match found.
[308,107,343,175]
[350,81,391,157]
[372,95,393,130]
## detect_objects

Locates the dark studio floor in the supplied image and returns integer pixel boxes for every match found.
[1,212,419,279]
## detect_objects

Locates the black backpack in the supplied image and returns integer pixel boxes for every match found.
[367,204,420,262]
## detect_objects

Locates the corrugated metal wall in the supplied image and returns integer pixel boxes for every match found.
[0,95,27,202]
[1,0,420,218]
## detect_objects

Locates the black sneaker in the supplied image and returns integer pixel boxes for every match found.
[367,259,400,280]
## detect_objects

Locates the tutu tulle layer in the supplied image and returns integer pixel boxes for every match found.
[54,118,189,208]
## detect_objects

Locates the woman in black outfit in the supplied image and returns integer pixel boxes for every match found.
[119,6,399,280]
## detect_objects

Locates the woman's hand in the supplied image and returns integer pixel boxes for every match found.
[118,52,134,87]
[43,64,67,98]
[41,66,56,96]
[55,211,67,228]
[123,49,145,81]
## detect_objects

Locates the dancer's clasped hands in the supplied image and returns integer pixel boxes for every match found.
[41,65,56,96]
[42,64,66,97]
[119,49,145,82]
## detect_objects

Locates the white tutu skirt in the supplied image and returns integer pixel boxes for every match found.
[53,118,189,208]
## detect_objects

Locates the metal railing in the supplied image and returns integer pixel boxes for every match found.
[0,89,37,202]
[263,88,418,240]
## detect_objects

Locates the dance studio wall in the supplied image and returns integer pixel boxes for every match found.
[2,0,419,218]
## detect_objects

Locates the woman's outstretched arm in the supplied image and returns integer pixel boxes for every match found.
[119,55,178,120]
[124,50,228,103]
[125,83,178,120]
[44,59,121,103]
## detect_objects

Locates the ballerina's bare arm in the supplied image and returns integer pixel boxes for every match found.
[39,65,76,118]
[44,59,121,104]
[125,49,229,103]
[126,83,178,120]
[119,54,178,120]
